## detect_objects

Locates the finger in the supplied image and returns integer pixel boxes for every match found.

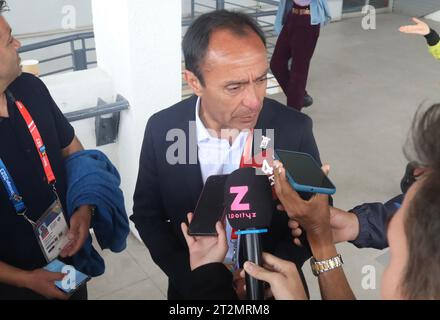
[275,167,303,211]
[187,212,194,224]
[67,223,90,257]
[412,17,422,24]
[293,238,303,247]
[321,164,330,176]
[47,271,68,282]
[273,160,283,169]
[180,222,195,247]
[243,261,275,283]
[291,228,302,238]
[48,286,69,300]
[261,252,296,275]
[277,167,300,199]
[233,269,243,281]
[67,216,81,240]
[215,221,228,252]
[276,204,285,212]
[287,219,300,229]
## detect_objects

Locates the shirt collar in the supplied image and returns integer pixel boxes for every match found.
[195,97,212,143]
[195,96,251,146]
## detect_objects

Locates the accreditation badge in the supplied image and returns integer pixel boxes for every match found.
[34,199,70,262]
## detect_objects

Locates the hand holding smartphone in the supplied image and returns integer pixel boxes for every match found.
[44,259,90,295]
[188,175,228,236]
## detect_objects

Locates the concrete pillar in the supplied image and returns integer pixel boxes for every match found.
[91,0,182,236]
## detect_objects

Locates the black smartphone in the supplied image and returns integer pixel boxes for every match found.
[188,174,228,236]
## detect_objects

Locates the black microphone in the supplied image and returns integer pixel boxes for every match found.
[224,167,273,300]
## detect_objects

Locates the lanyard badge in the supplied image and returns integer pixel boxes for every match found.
[34,198,70,262]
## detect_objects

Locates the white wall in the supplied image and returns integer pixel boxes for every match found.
[4,0,92,37]
[92,0,182,236]
[41,69,120,166]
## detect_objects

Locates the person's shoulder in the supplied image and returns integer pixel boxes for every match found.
[264,97,312,125]
[8,73,49,97]
[147,95,197,129]
[12,72,45,87]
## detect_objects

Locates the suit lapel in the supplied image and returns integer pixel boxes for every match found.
[179,96,203,205]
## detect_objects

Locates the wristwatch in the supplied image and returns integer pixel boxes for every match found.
[310,254,344,276]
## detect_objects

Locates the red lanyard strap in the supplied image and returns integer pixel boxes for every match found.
[13,98,56,185]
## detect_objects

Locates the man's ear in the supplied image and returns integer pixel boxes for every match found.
[184,70,204,96]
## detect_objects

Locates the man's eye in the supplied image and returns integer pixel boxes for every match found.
[227,85,240,92]
[257,77,268,83]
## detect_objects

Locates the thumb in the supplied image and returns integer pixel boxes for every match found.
[412,17,422,24]
[243,261,274,283]
[48,271,67,282]
[321,164,330,176]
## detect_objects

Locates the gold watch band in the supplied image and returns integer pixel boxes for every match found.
[310,254,344,276]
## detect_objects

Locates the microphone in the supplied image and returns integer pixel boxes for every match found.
[224,167,273,300]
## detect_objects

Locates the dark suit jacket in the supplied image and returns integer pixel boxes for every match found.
[131,95,322,299]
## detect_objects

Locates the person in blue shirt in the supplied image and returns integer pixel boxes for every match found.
[271,0,331,111]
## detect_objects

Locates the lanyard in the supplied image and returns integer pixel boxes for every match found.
[10,93,56,185]
[0,91,57,223]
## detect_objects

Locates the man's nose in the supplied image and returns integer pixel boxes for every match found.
[242,84,260,111]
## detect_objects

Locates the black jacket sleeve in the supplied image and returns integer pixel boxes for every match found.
[131,118,192,297]
[188,263,238,300]
[425,28,440,47]
[349,194,404,250]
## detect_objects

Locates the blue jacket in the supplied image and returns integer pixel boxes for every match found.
[65,150,129,277]
[275,0,332,34]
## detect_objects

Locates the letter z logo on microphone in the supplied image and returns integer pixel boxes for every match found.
[230,186,250,211]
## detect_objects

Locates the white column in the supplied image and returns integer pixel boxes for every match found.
[91,0,182,236]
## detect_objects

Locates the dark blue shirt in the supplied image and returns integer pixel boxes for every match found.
[0,73,74,299]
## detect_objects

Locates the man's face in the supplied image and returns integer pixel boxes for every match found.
[186,28,269,132]
[0,16,21,85]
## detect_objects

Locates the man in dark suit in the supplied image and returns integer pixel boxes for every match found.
[131,10,324,299]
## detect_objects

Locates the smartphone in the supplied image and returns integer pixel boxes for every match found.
[44,259,90,295]
[274,150,336,195]
[188,174,228,236]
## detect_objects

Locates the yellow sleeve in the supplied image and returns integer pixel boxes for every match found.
[428,42,440,60]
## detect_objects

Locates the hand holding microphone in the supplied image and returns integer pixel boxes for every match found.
[224,167,273,300]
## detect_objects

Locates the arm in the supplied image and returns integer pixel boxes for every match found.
[131,119,192,297]
[307,230,355,300]
[61,136,84,158]
[40,75,92,257]
[274,162,355,300]
[425,29,440,60]
[349,194,403,249]
[399,18,440,60]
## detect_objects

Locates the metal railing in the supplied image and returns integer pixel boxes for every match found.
[65,95,130,147]
[18,1,281,97]
[18,32,96,77]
